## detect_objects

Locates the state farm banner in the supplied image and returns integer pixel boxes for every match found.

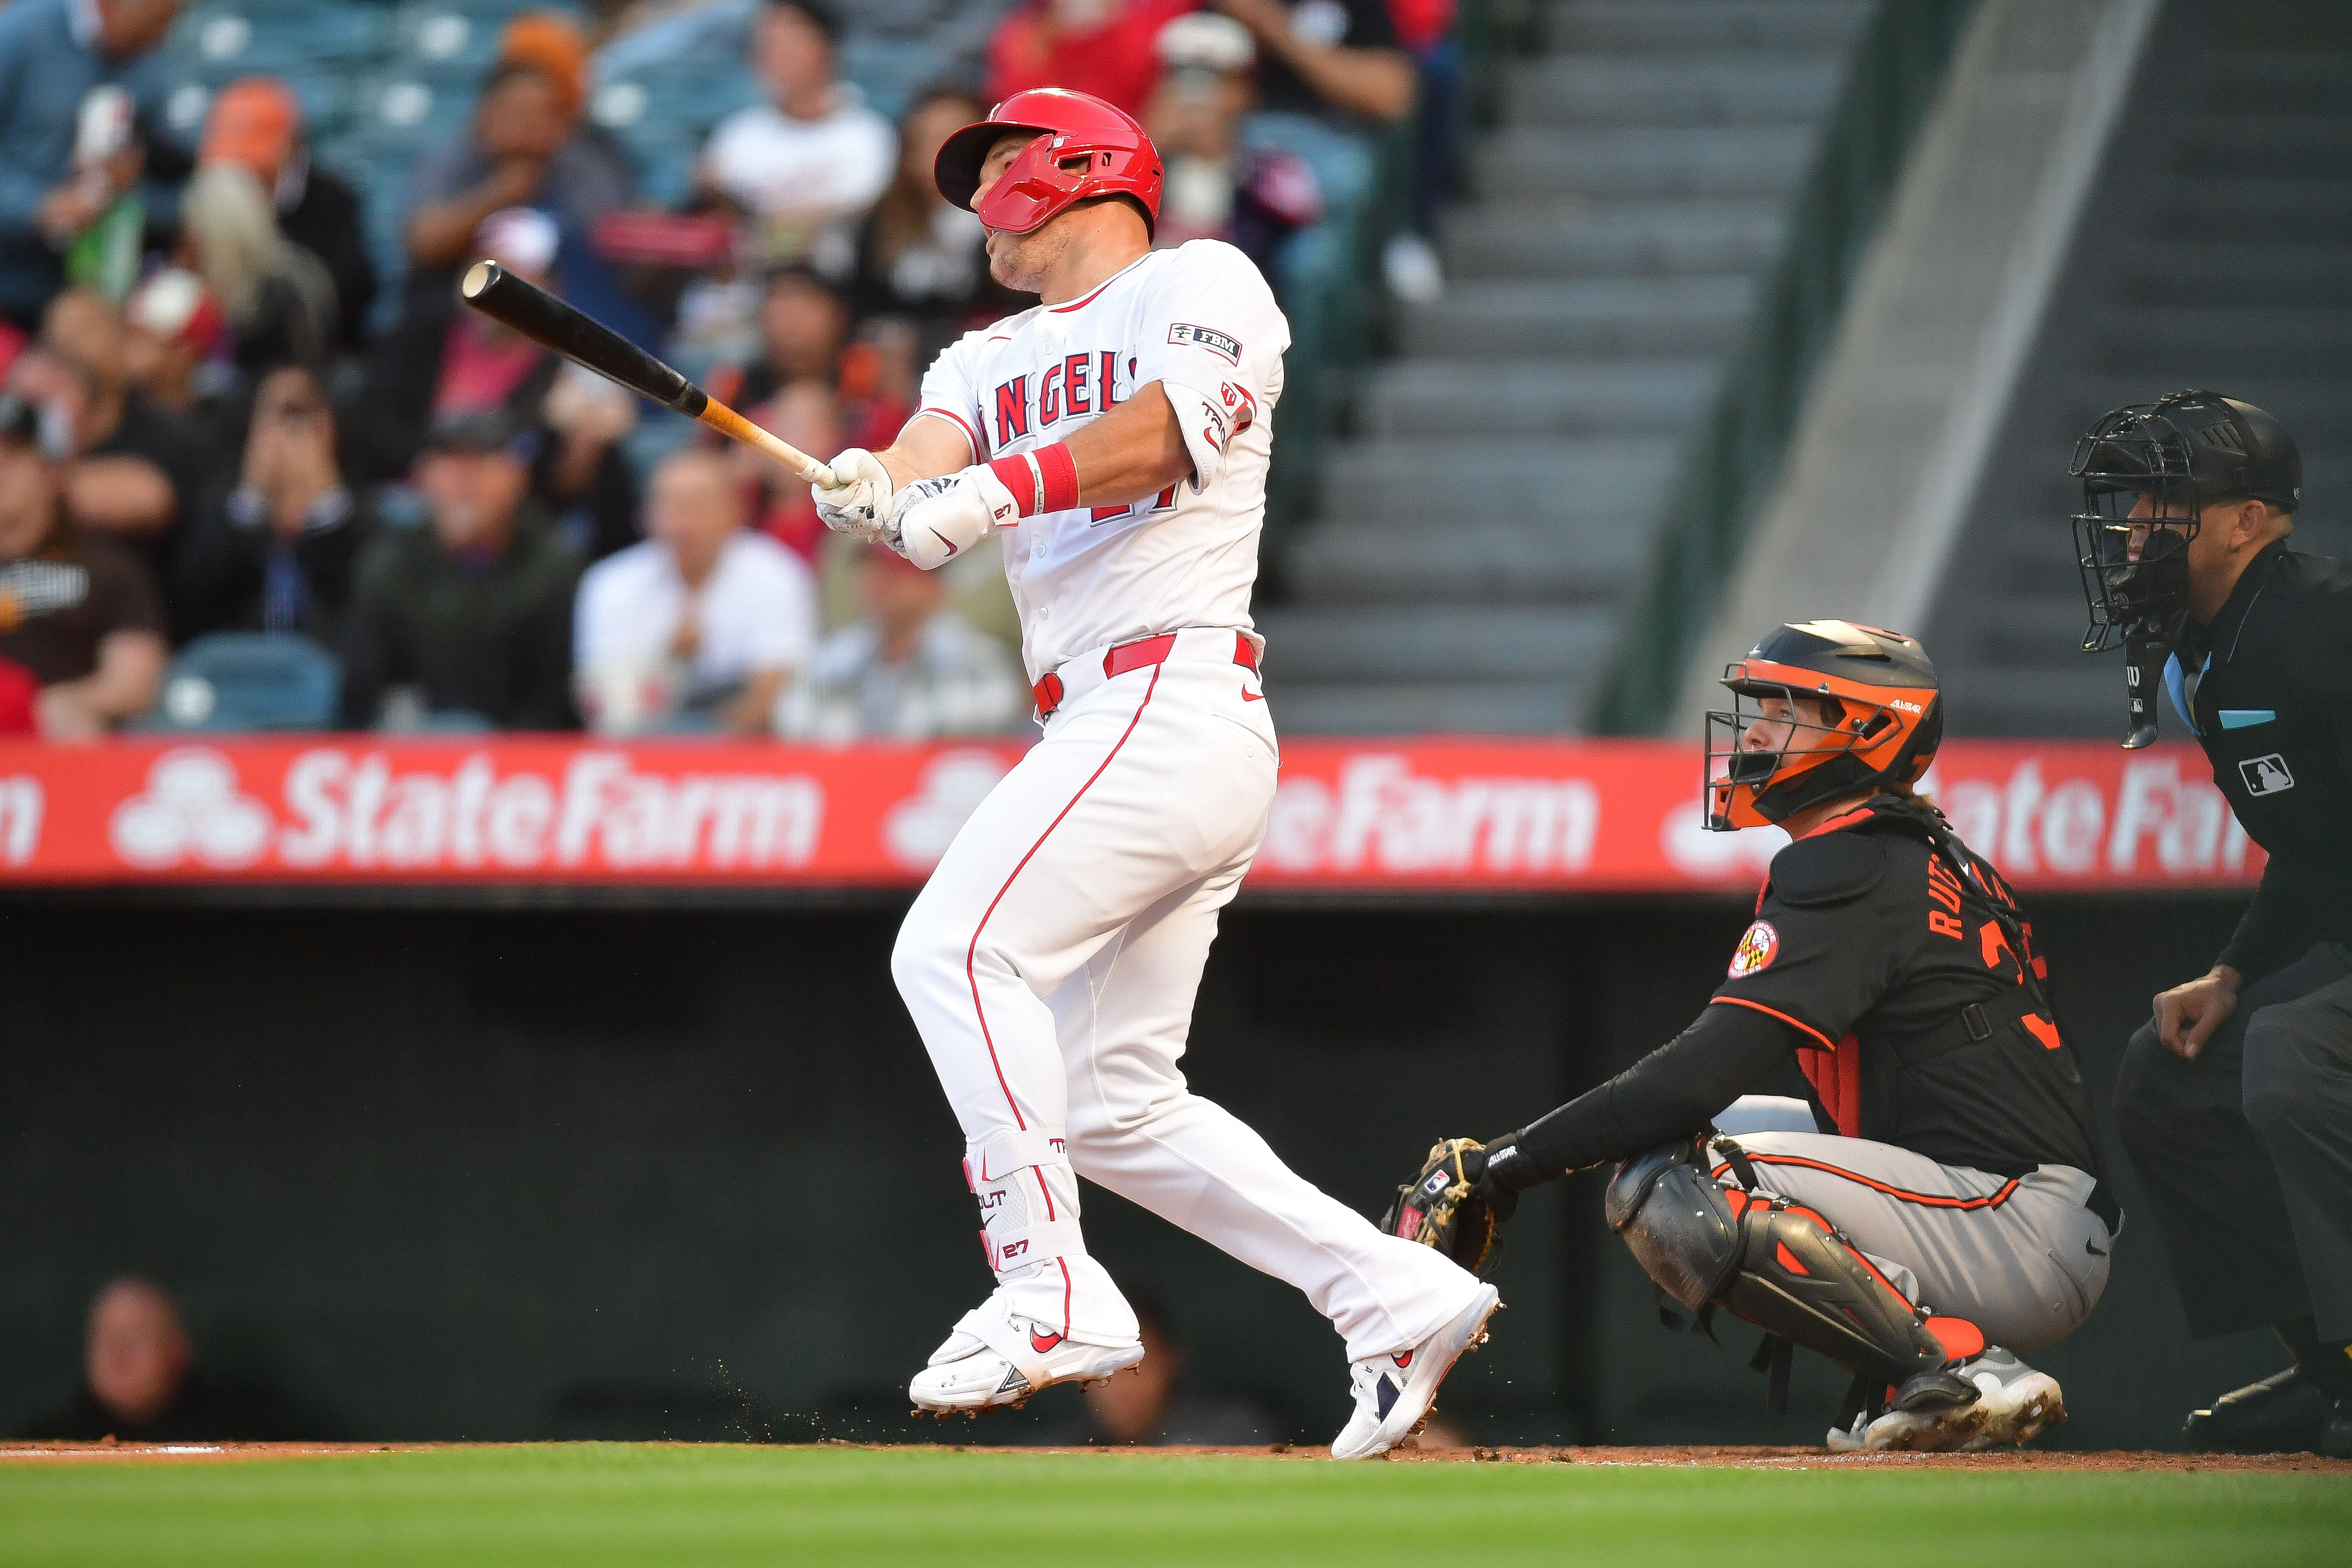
[0,737,2261,893]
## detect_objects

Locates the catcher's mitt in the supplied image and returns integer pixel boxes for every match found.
[1379,1137,1511,1275]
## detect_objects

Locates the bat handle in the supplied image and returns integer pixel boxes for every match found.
[695,399,838,488]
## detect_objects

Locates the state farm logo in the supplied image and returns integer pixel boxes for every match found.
[109,748,273,870]
[1259,754,1599,876]
[883,750,1011,871]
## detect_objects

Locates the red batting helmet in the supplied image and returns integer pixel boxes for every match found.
[934,88,1164,239]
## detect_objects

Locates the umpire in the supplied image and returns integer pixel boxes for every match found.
[2074,390,2352,1456]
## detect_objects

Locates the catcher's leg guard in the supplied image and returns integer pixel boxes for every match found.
[1606,1141,1963,1390]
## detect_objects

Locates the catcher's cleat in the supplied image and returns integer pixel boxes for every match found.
[908,1292,1143,1414]
[2184,1367,2334,1455]
[1330,1283,1501,1460]
[1828,1346,2064,1453]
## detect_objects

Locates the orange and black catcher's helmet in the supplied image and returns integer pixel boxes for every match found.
[1705,621,1943,832]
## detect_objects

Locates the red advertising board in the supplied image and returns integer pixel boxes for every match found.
[0,737,2259,894]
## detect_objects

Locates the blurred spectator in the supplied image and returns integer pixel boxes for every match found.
[1216,0,1414,124]
[575,448,816,735]
[0,0,185,329]
[1145,15,1323,282]
[120,266,228,425]
[1024,1295,1277,1446]
[738,377,842,565]
[176,163,340,374]
[351,207,638,561]
[737,264,851,406]
[175,364,374,645]
[701,1,896,264]
[985,0,1198,119]
[340,410,580,731]
[0,391,167,738]
[15,1278,300,1443]
[833,0,1022,120]
[15,290,202,587]
[847,88,1026,339]
[198,78,377,352]
[1384,0,1457,302]
[403,52,635,303]
[774,543,1024,743]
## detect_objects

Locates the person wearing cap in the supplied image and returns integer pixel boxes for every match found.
[0,0,186,329]
[351,207,638,562]
[403,31,635,307]
[174,362,374,647]
[121,266,227,423]
[0,388,168,737]
[700,0,896,257]
[1143,13,1322,284]
[773,541,1024,743]
[2075,392,2352,1457]
[338,409,581,731]
[198,78,374,352]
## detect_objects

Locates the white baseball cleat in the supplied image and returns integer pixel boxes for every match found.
[909,1292,1144,1415]
[1330,1283,1502,1460]
[1827,1346,2066,1453]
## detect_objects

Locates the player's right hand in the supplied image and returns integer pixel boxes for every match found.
[2155,966,2242,1060]
[815,447,894,542]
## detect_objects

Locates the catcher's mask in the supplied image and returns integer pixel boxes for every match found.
[1704,621,1942,832]
[2070,389,2300,652]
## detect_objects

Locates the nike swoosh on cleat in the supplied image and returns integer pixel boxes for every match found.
[2085,1239,2108,1256]
[1029,1329,1065,1354]
[1392,1351,1414,1369]
[1241,688,1264,701]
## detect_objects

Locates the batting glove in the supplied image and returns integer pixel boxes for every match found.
[815,447,894,542]
[886,463,1017,570]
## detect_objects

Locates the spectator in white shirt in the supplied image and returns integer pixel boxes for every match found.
[775,543,1027,744]
[700,0,897,262]
[574,448,816,735]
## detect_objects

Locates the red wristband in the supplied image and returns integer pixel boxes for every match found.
[987,443,1081,518]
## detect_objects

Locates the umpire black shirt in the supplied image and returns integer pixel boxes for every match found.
[2168,540,2352,983]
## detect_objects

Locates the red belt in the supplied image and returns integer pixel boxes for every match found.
[1033,632,1257,716]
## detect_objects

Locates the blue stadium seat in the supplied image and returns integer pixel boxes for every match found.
[149,634,343,732]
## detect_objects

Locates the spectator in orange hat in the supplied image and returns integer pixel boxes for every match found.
[200,78,376,351]
[403,46,635,308]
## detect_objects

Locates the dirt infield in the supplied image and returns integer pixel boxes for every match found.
[1,1440,2345,1472]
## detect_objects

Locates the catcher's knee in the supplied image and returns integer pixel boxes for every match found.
[1605,1142,1958,1385]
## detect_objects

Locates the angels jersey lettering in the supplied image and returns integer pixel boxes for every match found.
[911,241,1288,680]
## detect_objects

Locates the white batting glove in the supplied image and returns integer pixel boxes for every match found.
[815,447,894,542]
[886,463,1017,570]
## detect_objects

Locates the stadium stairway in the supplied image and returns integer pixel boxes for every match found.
[1259,0,1873,735]
[1924,0,2352,737]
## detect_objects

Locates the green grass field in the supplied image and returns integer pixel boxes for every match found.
[1,1445,2347,1568]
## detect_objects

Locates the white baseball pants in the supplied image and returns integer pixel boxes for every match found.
[892,627,1478,1361]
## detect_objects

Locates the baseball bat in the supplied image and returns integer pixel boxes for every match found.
[459,260,838,488]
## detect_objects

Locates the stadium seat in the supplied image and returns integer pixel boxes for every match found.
[148,634,343,732]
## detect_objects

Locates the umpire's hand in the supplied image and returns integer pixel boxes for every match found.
[2155,965,2243,1060]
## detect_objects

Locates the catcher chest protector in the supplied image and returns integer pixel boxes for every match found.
[1606,1141,1954,1395]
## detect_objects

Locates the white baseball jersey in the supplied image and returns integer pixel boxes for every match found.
[910,240,1288,681]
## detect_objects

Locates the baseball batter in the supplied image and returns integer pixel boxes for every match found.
[810,88,1497,1458]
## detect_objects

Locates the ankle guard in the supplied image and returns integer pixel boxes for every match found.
[967,1129,1087,1275]
[1606,1140,1953,1388]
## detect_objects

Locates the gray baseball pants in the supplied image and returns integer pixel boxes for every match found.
[1707,1099,2114,1355]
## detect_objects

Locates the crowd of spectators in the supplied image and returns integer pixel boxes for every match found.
[0,0,1450,742]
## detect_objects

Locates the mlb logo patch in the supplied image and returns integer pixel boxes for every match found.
[2240,754,2295,796]
[1168,322,1242,362]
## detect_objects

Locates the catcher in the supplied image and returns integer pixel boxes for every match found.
[1386,621,2120,1451]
